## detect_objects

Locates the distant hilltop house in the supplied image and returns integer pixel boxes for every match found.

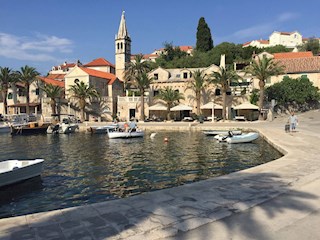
[243,31,317,49]
[131,45,194,63]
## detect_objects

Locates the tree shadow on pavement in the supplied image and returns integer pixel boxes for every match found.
[0,172,318,240]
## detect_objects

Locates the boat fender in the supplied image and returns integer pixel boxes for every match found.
[228,131,234,137]
[12,166,19,170]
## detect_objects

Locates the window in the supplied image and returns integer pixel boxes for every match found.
[35,88,40,95]
[7,93,13,99]
[183,72,188,79]
[18,89,25,96]
[176,74,180,78]
[175,89,179,93]
[74,79,80,84]
[153,90,159,96]
[154,73,158,80]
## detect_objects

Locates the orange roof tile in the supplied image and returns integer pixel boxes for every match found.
[53,63,76,70]
[275,56,320,73]
[79,67,117,85]
[273,51,313,59]
[84,58,115,67]
[179,46,193,51]
[46,74,66,80]
[38,76,65,88]
[257,40,269,44]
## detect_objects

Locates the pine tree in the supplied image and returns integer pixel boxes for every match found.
[196,17,213,52]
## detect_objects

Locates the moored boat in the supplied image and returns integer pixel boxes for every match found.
[107,129,144,139]
[11,122,51,135]
[226,132,259,144]
[0,159,44,187]
[203,130,242,136]
[87,124,118,134]
[0,124,10,134]
[47,116,79,134]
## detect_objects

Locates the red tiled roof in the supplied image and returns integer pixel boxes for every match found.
[84,58,115,67]
[273,51,313,59]
[275,57,320,73]
[257,40,269,44]
[242,40,269,46]
[79,67,117,85]
[46,74,66,80]
[38,76,65,88]
[279,32,292,36]
[53,63,76,70]
[179,46,193,51]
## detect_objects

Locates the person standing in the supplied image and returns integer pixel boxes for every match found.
[288,111,298,132]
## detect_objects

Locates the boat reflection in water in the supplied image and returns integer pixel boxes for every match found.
[0,131,282,218]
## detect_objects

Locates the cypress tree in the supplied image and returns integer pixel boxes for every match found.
[196,17,213,52]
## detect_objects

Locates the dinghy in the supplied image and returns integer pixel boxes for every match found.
[203,130,242,136]
[226,132,259,144]
[107,129,144,139]
[0,159,44,187]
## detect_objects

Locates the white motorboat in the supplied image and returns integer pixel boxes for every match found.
[87,124,118,134]
[47,116,79,134]
[107,129,144,139]
[226,132,259,144]
[203,130,242,136]
[0,124,10,134]
[47,122,79,134]
[0,159,44,187]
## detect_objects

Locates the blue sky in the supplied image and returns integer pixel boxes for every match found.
[1,0,319,74]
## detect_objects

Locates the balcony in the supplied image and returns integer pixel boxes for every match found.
[118,96,149,103]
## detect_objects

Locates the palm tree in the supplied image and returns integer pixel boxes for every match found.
[68,81,99,121]
[41,84,63,116]
[16,65,40,115]
[124,54,153,121]
[0,67,17,114]
[210,66,240,121]
[185,69,209,115]
[245,56,284,119]
[155,86,185,120]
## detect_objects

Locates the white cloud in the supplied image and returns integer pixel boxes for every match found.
[0,32,73,61]
[277,12,299,22]
[230,12,299,41]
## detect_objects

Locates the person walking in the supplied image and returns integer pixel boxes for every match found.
[288,111,298,132]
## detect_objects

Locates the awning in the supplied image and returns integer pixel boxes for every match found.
[170,104,193,111]
[8,103,40,107]
[234,102,259,110]
[200,102,223,109]
[148,103,167,111]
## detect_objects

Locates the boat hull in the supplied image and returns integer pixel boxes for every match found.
[11,123,51,135]
[88,125,117,134]
[0,159,44,187]
[203,130,242,136]
[47,123,79,134]
[107,130,144,139]
[0,125,10,134]
[226,132,259,144]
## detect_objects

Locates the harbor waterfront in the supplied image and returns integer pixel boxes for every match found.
[0,127,281,219]
[1,110,320,239]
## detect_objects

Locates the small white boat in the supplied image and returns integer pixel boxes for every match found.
[0,124,10,134]
[203,130,242,136]
[226,132,259,144]
[47,122,79,134]
[107,129,144,139]
[87,124,118,134]
[0,159,44,187]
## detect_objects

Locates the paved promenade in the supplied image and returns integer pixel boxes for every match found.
[1,110,320,240]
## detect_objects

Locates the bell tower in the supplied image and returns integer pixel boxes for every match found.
[115,11,131,81]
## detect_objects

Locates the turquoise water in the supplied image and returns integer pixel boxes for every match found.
[0,131,282,218]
